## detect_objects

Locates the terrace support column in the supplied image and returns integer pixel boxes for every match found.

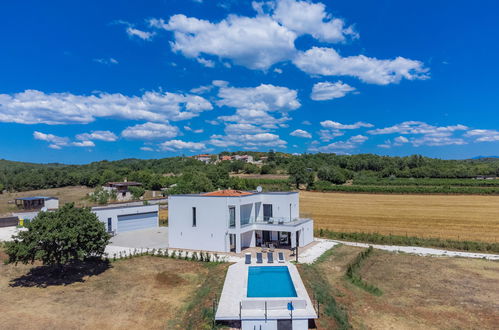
[236,234,241,253]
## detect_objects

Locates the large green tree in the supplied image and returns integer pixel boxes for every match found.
[5,204,110,268]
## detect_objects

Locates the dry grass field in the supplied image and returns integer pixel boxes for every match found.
[0,186,94,216]
[0,253,228,330]
[300,245,499,329]
[300,191,499,242]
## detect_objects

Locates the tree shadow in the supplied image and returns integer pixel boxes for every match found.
[9,257,112,288]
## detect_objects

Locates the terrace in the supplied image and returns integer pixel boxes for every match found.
[215,259,317,329]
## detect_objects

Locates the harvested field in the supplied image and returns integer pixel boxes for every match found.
[299,245,499,329]
[0,186,93,216]
[300,191,499,242]
[0,255,228,329]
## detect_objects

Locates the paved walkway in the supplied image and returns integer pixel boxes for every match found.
[0,226,26,241]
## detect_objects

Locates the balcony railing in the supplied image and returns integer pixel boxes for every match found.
[241,216,307,227]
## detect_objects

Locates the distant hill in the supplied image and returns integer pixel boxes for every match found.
[472,156,499,160]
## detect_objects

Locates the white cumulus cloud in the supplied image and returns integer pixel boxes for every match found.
[160,139,207,151]
[217,83,300,112]
[290,129,312,138]
[311,81,356,101]
[76,130,118,142]
[294,47,428,85]
[0,90,212,125]
[122,122,180,140]
[272,0,358,43]
[465,129,499,142]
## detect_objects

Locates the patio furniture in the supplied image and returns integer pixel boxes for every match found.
[278,252,285,263]
[269,243,275,252]
[267,252,274,263]
[256,252,263,264]
[245,253,251,264]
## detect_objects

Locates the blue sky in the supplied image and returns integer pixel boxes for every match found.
[1,0,498,164]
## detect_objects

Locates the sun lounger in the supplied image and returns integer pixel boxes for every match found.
[278,252,285,263]
[245,253,251,264]
[267,252,274,263]
[256,252,263,264]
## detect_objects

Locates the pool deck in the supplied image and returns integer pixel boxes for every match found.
[215,258,317,321]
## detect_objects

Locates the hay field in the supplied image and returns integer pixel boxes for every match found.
[300,191,499,242]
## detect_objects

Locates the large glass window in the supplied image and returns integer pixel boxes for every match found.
[229,206,236,228]
[263,204,273,221]
[192,207,197,227]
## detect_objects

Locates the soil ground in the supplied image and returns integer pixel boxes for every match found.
[300,191,499,242]
[300,244,499,329]
[0,253,228,330]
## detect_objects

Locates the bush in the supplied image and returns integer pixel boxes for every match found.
[129,186,145,199]
[316,229,499,253]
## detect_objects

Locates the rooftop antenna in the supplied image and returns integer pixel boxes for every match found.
[256,186,263,193]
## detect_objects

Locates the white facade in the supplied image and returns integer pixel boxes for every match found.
[168,191,314,253]
[92,204,159,234]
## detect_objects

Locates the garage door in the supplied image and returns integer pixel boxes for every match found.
[117,212,158,233]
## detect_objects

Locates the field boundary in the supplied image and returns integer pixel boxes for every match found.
[317,230,499,254]
[345,246,382,296]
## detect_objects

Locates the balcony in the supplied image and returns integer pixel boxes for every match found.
[241,216,311,228]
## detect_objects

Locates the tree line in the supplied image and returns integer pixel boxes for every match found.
[1,153,499,193]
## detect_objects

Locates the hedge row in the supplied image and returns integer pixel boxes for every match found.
[313,181,499,195]
[354,177,499,187]
[316,229,499,253]
[345,246,382,296]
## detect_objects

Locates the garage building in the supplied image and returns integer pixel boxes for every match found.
[92,204,159,234]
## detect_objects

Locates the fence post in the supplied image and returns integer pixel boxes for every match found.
[212,296,216,329]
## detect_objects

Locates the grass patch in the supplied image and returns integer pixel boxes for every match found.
[299,246,351,329]
[178,263,229,330]
[345,247,382,296]
[317,229,499,253]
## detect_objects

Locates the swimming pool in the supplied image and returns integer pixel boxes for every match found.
[247,266,298,298]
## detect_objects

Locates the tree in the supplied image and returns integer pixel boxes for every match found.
[317,166,347,184]
[0,183,3,193]
[288,161,308,189]
[5,204,110,268]
[129,186,146,199]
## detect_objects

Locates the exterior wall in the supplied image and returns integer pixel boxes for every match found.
[241,319,309,330]
[168,196,230,252]
[168,192,309,253]
[44,198,59,209]
[92,204,159,233]
[241,230,255,248]
[301,220,314,246]
[242,320,276,330]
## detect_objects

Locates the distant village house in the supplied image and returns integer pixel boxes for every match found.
[103,181,142,201]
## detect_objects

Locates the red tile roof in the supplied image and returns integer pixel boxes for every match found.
[202,189,254,197]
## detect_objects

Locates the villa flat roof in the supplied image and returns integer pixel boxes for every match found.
[170,191,298,198]
[202,189,254,197]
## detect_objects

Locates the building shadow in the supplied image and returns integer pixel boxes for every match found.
[9,257,111,288]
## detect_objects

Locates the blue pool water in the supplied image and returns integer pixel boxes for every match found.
[247,266,298,298]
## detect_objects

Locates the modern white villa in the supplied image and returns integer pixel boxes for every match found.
[168,189,314,253]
